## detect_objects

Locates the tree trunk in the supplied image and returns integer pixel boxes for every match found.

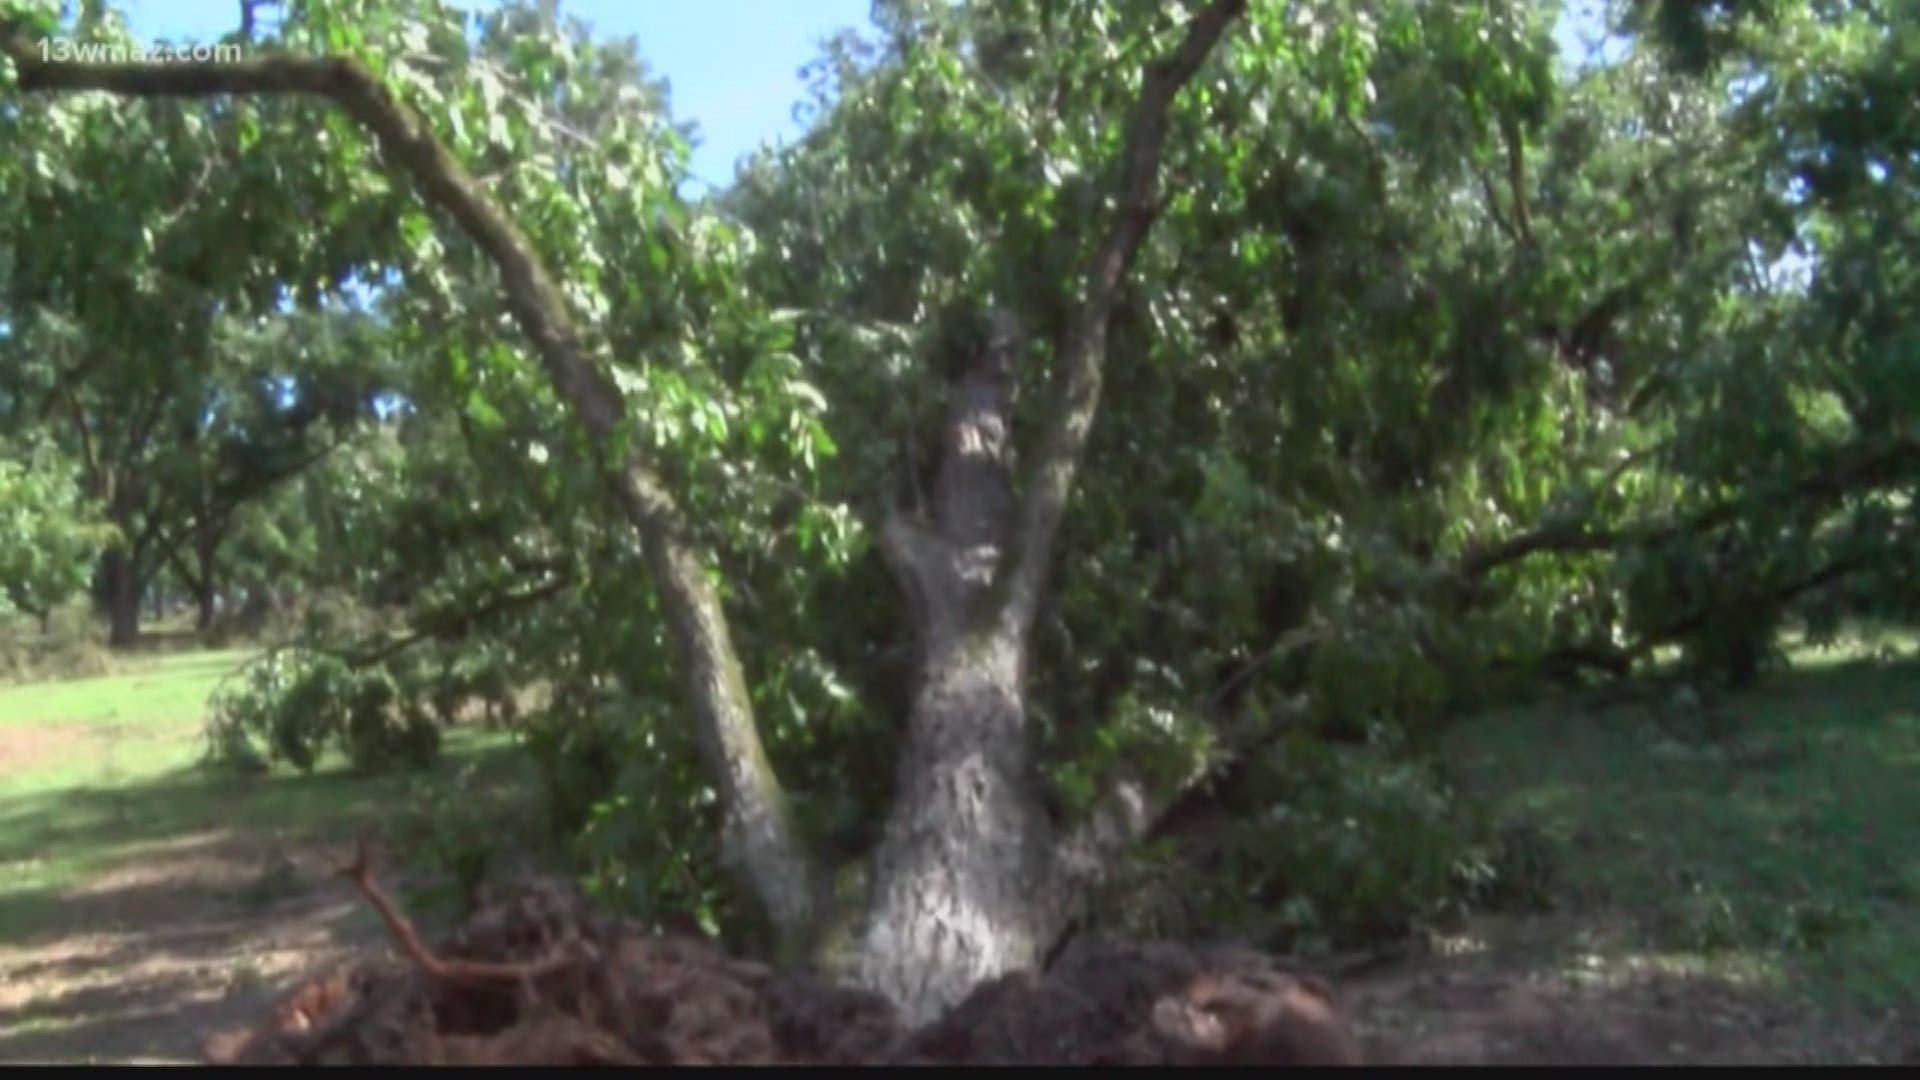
[830,0,1256,993]
[848,632,1059,1025]
[195,579,218,632]
[191,514,222,632]
[101,547,143,648]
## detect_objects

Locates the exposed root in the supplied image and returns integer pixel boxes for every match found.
[204,851,1363,1066]
[336,837,587,987]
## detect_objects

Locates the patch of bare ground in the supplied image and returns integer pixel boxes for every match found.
[0,830,434,1064]
[0,723,90,775]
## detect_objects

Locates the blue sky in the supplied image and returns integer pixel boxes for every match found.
[118,1,1613,193]
[117,0,875,190]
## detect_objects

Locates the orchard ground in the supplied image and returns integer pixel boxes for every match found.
[0,633,1915,1063]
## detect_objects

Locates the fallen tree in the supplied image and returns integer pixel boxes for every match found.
[2,0,1255,1022]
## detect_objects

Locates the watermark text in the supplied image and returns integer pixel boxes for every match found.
[37,39,246,64]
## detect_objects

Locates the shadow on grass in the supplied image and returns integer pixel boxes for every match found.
[0,738,529,926]
[0,740,531,1062]
[1348,940,1909,1064]
[1447,651,1920,1011]
[0,739,527,927]
[4,987,225,1063]
[0,862,414,1062]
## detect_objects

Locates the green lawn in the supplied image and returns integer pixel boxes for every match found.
[0,649,254,794]
[0,648,523,940]
[1446,629,1920,1009]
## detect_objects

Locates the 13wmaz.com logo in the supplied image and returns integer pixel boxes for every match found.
[35,39,245,64]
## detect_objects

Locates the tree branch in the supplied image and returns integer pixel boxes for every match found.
[1501,114,1533,245]
[878,513,967,655]
[139,432,349,575]
[996,0,1248,645]
[1457,432,1920,584]
[116,382,173,478]
[56,381,100,486]
[164,543,207,597]
[1478,166,1519,242]
[4,29,816,941]
[882,309,1024,652]
[1629,549,1883,665]
[343,570,571,669]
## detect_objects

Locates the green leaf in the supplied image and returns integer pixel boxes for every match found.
[464,390,504,431]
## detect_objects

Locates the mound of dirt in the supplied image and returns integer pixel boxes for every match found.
[200,850,1361,1066]
[902,939,1363,1065]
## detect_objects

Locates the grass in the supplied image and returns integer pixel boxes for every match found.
[0,647,527,941]
[1446,627,1920,1011]
[0,650,253,794]
[5,622,1919,1025]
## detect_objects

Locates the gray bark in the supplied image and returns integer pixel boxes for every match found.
[850,633,1059,1025]
[853,313,1061,1024]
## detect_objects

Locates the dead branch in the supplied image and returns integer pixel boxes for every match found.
[338,837,588,986]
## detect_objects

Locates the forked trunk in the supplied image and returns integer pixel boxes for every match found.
[848,632,1059,1025]
[829,302,1058,1023]
[833,8,1248,1020]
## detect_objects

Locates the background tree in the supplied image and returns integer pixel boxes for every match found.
[0,0,404,644]
[0,434,115,632]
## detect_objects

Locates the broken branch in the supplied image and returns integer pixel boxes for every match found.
[338,837,587,987]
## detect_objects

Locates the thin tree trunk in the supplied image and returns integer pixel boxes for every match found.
[193,524,220,631]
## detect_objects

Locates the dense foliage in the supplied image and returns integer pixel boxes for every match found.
[3,0,1915,982]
